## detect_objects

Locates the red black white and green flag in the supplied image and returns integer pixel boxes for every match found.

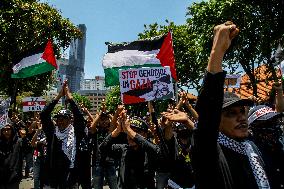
[102,32,177,87]
[11,40,57,78]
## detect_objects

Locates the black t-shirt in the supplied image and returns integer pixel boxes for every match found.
[125,147,145,188]
[22,131,35,154]
[171,146,195,188]
[92,127,115,165]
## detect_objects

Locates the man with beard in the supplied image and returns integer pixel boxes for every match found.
[40,81,86,189]
[164,22,270,189]
[192,21,271,189]
[248,105,284,188]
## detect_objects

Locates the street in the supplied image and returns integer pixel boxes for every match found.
[19,177,110,189]
[19,177,33,189]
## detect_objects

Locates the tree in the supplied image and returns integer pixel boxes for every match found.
[105,86,121,113]
[72,93,92,110]
[14,91,34,113]
[0,0,82,97]
[139,0,284,96]
[187,0,284,96]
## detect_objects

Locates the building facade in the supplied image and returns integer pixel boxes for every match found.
[80,76,106,90]
[56,58,68,92]
[66,24,87,92]
[78,90,107,114]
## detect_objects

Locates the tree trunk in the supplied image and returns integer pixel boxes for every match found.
[239,59,258,97]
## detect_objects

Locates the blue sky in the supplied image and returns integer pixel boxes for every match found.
[43,0,195,79]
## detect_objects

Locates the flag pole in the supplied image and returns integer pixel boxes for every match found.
[175,82,178,106]
[12,79,19,112]
[167,27,179,105]
[169,30,178,105]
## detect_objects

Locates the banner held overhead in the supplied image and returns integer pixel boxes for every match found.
[119,67,174,104]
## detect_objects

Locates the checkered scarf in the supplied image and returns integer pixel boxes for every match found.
[218,133,270,189]
[55,124,76,168]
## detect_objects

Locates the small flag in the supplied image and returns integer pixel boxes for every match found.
[102,32,177,87]
[11,39,57,78]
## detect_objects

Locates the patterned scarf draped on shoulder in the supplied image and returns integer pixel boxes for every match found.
[218,133,270,189]
[55,125,76,168]
[0,97,11,129]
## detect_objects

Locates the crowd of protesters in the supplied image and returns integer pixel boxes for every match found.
[0,21,283,189]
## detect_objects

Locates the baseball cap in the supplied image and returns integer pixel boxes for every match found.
[54,109,72,119]
[248,105,283,125]
[223,92,253,109]
[130,117,149,132]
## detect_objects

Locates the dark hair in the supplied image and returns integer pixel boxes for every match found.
[1,124,15,138]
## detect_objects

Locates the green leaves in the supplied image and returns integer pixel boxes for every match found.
[105,86,121,113]
[72,93,92,110]
[138,0,284,96]
[188,0,284,96]
[0,0,81,97]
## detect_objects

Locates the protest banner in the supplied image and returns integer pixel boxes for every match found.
[280,60,284,77]
[0,97,11,129]
[22,97,46,112]
[119,67,174,104]
[225,74,241,88]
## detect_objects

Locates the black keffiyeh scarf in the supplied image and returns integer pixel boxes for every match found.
[55,124,76,168]
[218,133,270,189]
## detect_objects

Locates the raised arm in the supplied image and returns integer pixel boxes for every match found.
[99,114,123,155]
[121,112,160,155]
[147,101,160,143]
[175,91,199,121]
[185,102,199,121]
[80,104,98,135]
[192,21,239,188]
[195,22,239,137]
[159,116,174,140]
[207,22,239,73]
[148,101,170,157]
[111,105,124,128]
[175,92,185,111]
[81,104,95,123]
[64,82,85,135]
[273,81,284,112]
[162,109,195,130]
[40,86,64,139]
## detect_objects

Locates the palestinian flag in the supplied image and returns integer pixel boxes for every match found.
[102,32,177,87]
[11,39,57,78]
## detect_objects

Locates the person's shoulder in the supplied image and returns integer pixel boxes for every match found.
[17,137,23,144]
[13,137,23,149]
[0,138,4,146]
